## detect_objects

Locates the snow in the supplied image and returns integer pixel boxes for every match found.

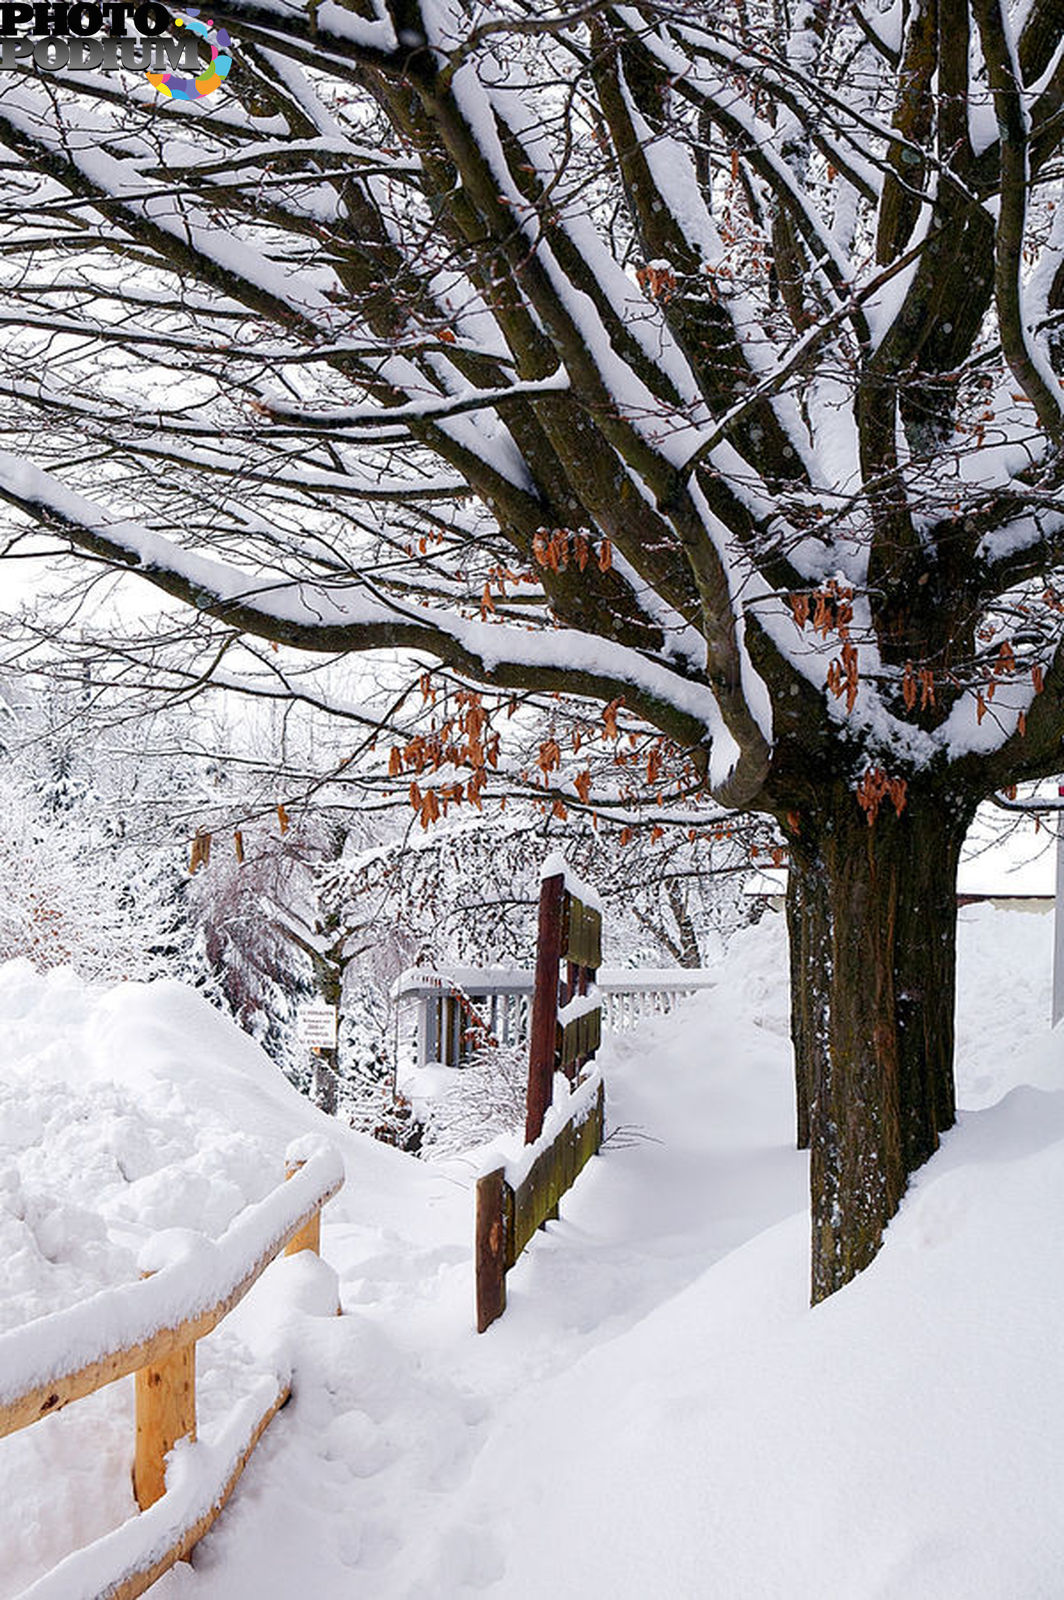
[554,989,600,1029]
[0,1139,340,1414]
[489,1067,603,1192]
[1,905,1063,1597]
[538,851,603,912]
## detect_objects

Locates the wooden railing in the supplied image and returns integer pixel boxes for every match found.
[475,1068,605,1333]
[1,1139,343,1600]
[395,966,716,1067]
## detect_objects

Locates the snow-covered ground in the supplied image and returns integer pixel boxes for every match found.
[1,904,1061,1598]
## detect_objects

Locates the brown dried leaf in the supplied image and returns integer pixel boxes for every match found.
[789,592,811,630]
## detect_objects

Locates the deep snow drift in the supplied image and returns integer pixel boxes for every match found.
[0,904,1060,1598]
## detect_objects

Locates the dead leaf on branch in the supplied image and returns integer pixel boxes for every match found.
[855,766,908,827]
[789,592,811,630]
[636,263,677,300]
[537,739,562,782]
[920,668,936,709]
[188,830,212,874]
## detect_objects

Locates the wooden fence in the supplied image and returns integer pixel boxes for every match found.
[0,1141,343,1600]
[475,1069,606,1333]
[474,864,608,1332]
[524,866,602,1140]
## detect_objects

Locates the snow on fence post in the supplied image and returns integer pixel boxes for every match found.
[524,860,603,1144]
[478,859,606,1332]
[123,1143,338,1515]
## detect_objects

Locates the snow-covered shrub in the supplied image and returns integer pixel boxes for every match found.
[414,1042,529,1159]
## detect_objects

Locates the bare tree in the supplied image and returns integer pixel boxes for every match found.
[0,0,1062,1298]
[326,805,759,971]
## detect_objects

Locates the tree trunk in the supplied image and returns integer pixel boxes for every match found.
[667,880,703,969]
[310,939,344,1116]
[785,840,829,1151]
[789,786,969,1303]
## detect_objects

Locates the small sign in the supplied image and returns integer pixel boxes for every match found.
[298,1004,338,1050]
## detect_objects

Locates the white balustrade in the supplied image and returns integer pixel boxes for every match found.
[392,966,716,1067]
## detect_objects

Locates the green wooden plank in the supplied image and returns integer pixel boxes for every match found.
[586,906,602,969]
[509,1077,606,1260]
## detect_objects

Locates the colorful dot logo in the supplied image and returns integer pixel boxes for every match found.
[147,7,231,99]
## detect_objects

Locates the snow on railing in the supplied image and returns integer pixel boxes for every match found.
[1,1138,344,1600]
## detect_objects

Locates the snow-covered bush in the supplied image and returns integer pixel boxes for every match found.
[413,1043,530,1159]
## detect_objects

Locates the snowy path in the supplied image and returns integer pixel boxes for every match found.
[3,907,1064,1597]
[154,931,806,1598]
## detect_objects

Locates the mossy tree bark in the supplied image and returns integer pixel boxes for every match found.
[785,786,972,1302]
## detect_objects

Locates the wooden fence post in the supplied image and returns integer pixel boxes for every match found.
[475,1168,510,1333]
[525,871,565,1144]
[284,1157,322,1257]
[134,1338,196,1510]
[285,1156,342,1315]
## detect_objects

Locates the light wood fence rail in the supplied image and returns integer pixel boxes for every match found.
[0,1141,343,1600]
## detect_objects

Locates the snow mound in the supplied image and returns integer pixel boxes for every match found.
[0,964,333,1337]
